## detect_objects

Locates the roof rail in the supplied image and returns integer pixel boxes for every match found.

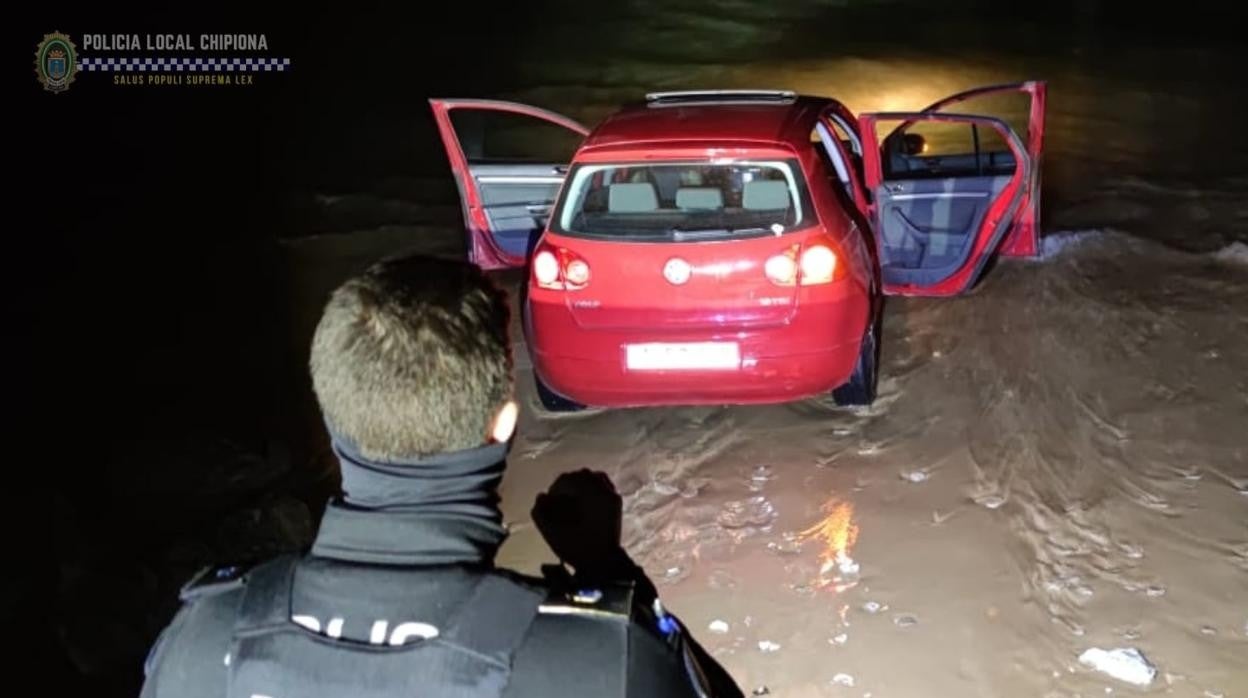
[644,89,797,104]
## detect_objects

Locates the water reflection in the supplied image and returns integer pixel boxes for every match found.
[795,497,860,592]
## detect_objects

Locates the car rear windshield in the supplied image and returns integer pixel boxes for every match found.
[549,159,816,242]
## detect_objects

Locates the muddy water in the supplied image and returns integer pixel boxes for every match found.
[483,231,1248,696]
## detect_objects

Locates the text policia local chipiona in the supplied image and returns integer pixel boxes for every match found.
[113,74,256,86]
[83,34,269,51]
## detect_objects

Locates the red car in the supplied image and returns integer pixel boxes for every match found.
[431,82,1046,411]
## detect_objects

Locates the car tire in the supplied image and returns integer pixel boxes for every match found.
[534,371,586,412]
[831,322,879,407]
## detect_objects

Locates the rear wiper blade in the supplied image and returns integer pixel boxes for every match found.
[669,226,770,241]
[670,227,730,241]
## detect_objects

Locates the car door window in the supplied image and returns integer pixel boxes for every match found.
[829,114,863,156]
[449,108,583,165]
[814,122,853,195]
[882,120,1015,180]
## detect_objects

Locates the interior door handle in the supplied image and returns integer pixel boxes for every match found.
[526,204,551,215]
[552,165,568,174]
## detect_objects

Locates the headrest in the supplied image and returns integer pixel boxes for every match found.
[608,183,659,213]
[742,180,790,211]
[675,187,724,210]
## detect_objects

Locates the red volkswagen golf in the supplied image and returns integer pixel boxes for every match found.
[431,83,1046,411]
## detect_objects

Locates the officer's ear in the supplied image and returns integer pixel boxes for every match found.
[490,400,518,444]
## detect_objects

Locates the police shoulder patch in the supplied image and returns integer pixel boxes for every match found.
[178,562,252,602]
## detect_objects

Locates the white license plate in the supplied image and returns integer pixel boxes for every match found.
[625,342,740,370]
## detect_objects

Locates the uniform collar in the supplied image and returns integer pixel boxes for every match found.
[310,433,510,566]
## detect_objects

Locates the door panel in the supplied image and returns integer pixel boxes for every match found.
[429,99,589,269]
[473,164,567,258]
[875,175,1010,287]
[860,112,1030,297]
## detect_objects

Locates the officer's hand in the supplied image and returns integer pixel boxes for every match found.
[531,469,624,578]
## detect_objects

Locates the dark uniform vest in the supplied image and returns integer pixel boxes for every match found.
[224,555,545,698]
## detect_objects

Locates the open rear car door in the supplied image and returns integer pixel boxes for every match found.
[429,99,589,269]
[859,81,1046,296]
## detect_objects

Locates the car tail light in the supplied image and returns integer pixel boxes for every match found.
[533,250,561,289]
[765,241,841,286]
[532,244,591,291]
[799,244,837,285]
[565,259,590,286]
[764,247,798,286]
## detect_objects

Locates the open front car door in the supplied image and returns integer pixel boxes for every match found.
[859,109,1032,297]
[429,99,589,269]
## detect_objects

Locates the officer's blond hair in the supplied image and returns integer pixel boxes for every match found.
[309,254,512,460]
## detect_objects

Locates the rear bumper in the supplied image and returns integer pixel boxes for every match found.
[526,286,871,407]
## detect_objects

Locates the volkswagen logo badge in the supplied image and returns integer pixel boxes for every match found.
[663,257,692,285]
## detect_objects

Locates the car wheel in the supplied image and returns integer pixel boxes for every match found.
[831,322,879,407]
[534,371,586,413]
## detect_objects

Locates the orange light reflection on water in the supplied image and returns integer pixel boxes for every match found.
[796,498,860,592]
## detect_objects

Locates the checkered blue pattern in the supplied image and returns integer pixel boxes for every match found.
[78,57,291,72]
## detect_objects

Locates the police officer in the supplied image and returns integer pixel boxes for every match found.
[139,253,743,698]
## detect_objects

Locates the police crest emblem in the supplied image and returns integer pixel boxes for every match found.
[35,31,78,93]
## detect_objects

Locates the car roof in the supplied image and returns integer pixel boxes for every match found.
[578,91,838,153]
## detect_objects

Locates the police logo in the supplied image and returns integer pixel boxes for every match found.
[35,31,78,93]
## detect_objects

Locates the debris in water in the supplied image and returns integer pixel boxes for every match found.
[767,539,802,556]
[834,552,860,577]
[830,633,848,645]
[862,601,887,614]
[1078,647,1157,686]
[709,620,729,634]
[655,561,690,585]
[1200,626,1216,636]
[974,493,1007,509]
[758,640,781,652]
[900,469,929,483]
[894,614,918,628]
[831,673,855,687]
[718,496,778,529]
[752,687,770,696]
[1145,585,1166,597]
